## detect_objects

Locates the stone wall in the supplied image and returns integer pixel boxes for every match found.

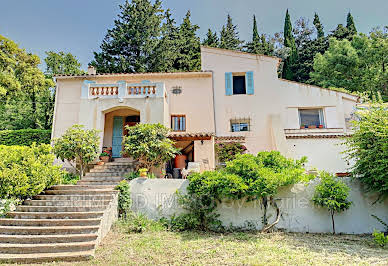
[129,178,388,234]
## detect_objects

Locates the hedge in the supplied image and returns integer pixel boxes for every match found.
[0,129,51,146]
[0,144,62,200]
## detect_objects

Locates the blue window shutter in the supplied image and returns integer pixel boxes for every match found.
[225,72,233,96]
[246,71,254,95]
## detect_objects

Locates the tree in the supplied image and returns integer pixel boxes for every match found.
[122,123,179,170]
[245,15,274,56]
[150,9,179,72]
[174,11,201,71]
[282,10,298,80]
[313,13,324,38]
[312,172,352,234]
[91,0,164,73]
[219,15,243,50]
[346,12,357,36]
[292,17,314,49]
[310,33,388,99]
[53,125,100,177]
[44,51,84,77]
[345,101,388,200]
[202,28,219,48]
[0,34,54,129]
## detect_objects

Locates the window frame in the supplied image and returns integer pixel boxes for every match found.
[298,108,325,128]
[171,115,186,132]
[230,118,251,132]
[232,72,247,95]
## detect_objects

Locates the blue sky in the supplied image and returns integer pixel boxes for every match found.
[0,0,387,70]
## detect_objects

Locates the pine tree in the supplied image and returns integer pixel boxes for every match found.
[346,12,357,36]
[202,29,219,47]
[252,15,259,42]
[282,9,298,80]
[313,13,324,38]
[151,9,180,72]
[245,15,273,55]
[91,0,164,73]
[174,11,201,71]
[219,15,243,50]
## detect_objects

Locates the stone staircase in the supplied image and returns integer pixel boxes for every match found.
[0,158,135,263]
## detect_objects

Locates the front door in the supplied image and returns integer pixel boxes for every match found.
[112,116,124,158]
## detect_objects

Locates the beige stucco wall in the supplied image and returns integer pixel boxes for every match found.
[201,46,358,172]
[194,137,215,171]
[52,73,215,153]
[129,178,388,234]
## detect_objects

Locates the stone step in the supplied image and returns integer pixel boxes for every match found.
[81,176,124,182]
[113,158,134,163]
[33,195,113,201]
[85,172,127,177]
[77,181,121,186]
[0,241,96,254]
[92,164,134,170]
[0,226,99,235]
[49,185,116,190]
[7,212,104,219]
[23,200,111,207]
[0,250,94,263]
[16,206,107,213]
[0,234,98,244]
[90,167,133,173]
[43,189,118,195]
[0,218,101,227]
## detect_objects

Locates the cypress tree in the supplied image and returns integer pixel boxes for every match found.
[245,15,273,55]
[252,15,260,42]
[219,15,243,50]
[346,12,357,35]
[202,29,219,47]
[91,0,164,73]
[174,11,201,71]
[313,13,324,38]
[282,9,298,80]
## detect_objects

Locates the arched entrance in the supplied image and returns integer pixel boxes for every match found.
[103,107,140,158]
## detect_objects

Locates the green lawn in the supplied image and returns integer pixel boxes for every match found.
[54,220,388,266]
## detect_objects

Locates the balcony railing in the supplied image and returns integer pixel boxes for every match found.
[81,80,165,99]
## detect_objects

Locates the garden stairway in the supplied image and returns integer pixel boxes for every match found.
[0,158,135,263]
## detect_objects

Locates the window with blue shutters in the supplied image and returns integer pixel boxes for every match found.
[225,71,254,95]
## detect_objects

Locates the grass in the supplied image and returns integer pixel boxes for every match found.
[48,218,388,266]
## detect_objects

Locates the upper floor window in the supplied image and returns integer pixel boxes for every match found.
[171,115,186,132]
[299,109,325,128]
[225,71,254,95]
[233,74,246,95]
[231,118,250,132]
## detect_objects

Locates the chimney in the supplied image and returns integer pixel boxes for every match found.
[88,65,96,75]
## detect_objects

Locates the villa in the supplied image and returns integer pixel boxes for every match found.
[52,46,359,175]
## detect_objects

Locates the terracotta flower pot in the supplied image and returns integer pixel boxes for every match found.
[308,125,316,129]
[97,161,104,166]
[100,156,110,163]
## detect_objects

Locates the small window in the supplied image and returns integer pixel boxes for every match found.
[230,118,250,132]
[299,109,325,128]
[233,74,246,95]
[171,115,186,132]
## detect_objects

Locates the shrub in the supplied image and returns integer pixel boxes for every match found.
[60,172,80,185]
[53,125,100,177]
[122,123,179,170]
[0,144,62,200]
[312,172,352,234]
[0,129,51,146]
[115,180,132,217]
[172,151,310,232]
[344,101,388,201]
[215,141,247,163]
[124,171,139,181]
[0,199,21,218]
[373,230,388,247]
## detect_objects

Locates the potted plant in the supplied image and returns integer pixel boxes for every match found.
[99,152,110,163]
[139,168,148,178]
[318,124,324,128]
[97,161,104,166]
[308,125,316,129]
[300,125,305,129]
